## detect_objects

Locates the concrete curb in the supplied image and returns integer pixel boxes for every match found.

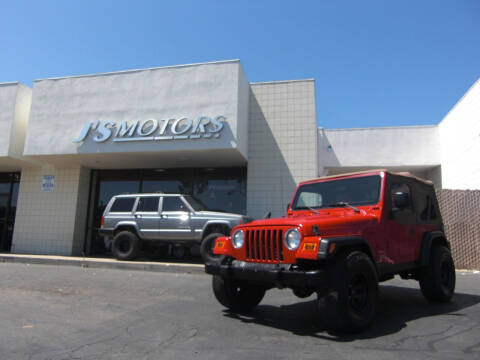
[1,254,478,275]
[0,254,206,275]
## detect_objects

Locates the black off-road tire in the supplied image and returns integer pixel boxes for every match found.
[200,232,225,263]
[212,275,266,312]
[111,231,141,261]
[419,245,456,303]
[318,251,378,333]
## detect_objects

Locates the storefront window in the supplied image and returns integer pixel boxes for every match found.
[0,196,7,219]
[98,181,139,215]
[194,168,246,214]
[0,183,10,194]
[141,169,193,194]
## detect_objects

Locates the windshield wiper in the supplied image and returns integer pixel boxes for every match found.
[327,202,360,213]
[307,206,320,214]
[292,206,320,214]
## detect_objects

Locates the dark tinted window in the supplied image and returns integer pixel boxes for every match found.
[110,198,136,212]
[162,197,188,212]
[0,183,10,194]
[142,168,193,194]
[0,196,7,218]
[0,173,20,252]
[136,197,159,212]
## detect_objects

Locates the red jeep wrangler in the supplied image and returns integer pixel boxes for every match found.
[205,170,456,332]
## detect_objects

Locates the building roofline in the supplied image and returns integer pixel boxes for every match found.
[439,77,480,125]
[250,78,314,85]
[33,59,241,83]
[0,81,20,87]
[321,124,438,131]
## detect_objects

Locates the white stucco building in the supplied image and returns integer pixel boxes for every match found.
[0,60,478,256]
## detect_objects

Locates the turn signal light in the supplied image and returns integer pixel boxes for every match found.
[100,216,105,228]
[302,243,317,252]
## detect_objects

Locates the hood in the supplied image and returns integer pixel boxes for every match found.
[238,207,379,236]
[195,211,245,219]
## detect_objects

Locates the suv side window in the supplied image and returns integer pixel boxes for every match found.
[162,197,188,212]
[136,197,159,212]
[110,198,136,213]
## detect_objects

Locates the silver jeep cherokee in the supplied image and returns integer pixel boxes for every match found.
[99,193,251,262]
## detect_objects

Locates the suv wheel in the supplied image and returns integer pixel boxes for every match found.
[419,245,456,303]
[200,232,225,263]
[112,231,141,261]
[212,275,265,312]
[318,251,378,333]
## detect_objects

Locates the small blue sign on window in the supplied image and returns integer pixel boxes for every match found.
[42,175,55,192]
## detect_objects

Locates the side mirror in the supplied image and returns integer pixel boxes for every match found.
[393,192,410,210]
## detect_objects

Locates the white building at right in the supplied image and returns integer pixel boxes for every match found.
[318,78,480,191]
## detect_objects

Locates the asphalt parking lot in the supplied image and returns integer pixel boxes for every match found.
[0,262,479,360]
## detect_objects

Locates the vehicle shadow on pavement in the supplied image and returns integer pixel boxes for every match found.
[223,284,480,340]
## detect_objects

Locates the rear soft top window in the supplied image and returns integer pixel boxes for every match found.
[110,197,136,212]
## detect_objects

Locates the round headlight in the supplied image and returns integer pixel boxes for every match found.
[284,228,301,250]
[232,229,245,249]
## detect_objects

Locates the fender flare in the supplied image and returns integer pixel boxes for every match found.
[419,231,450,266]
[113,221,141,237]
[201,220,232,238]
[318,236,375,261]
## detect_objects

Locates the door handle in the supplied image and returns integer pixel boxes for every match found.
[161,214,168,219]
[135,214,142,218]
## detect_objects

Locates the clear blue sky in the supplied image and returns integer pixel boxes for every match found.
[2,0,479,129]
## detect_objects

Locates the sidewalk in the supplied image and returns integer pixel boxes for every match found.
[0,253,205,275]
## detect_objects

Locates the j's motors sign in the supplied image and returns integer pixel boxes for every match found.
[73,115,226,143]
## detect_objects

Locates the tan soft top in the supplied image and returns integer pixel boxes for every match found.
[303,169,434,186]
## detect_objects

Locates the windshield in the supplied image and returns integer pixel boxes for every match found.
[291,175,381,210]
[183,195,209,211]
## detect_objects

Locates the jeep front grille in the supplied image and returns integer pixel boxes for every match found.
[245,228,284,262]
